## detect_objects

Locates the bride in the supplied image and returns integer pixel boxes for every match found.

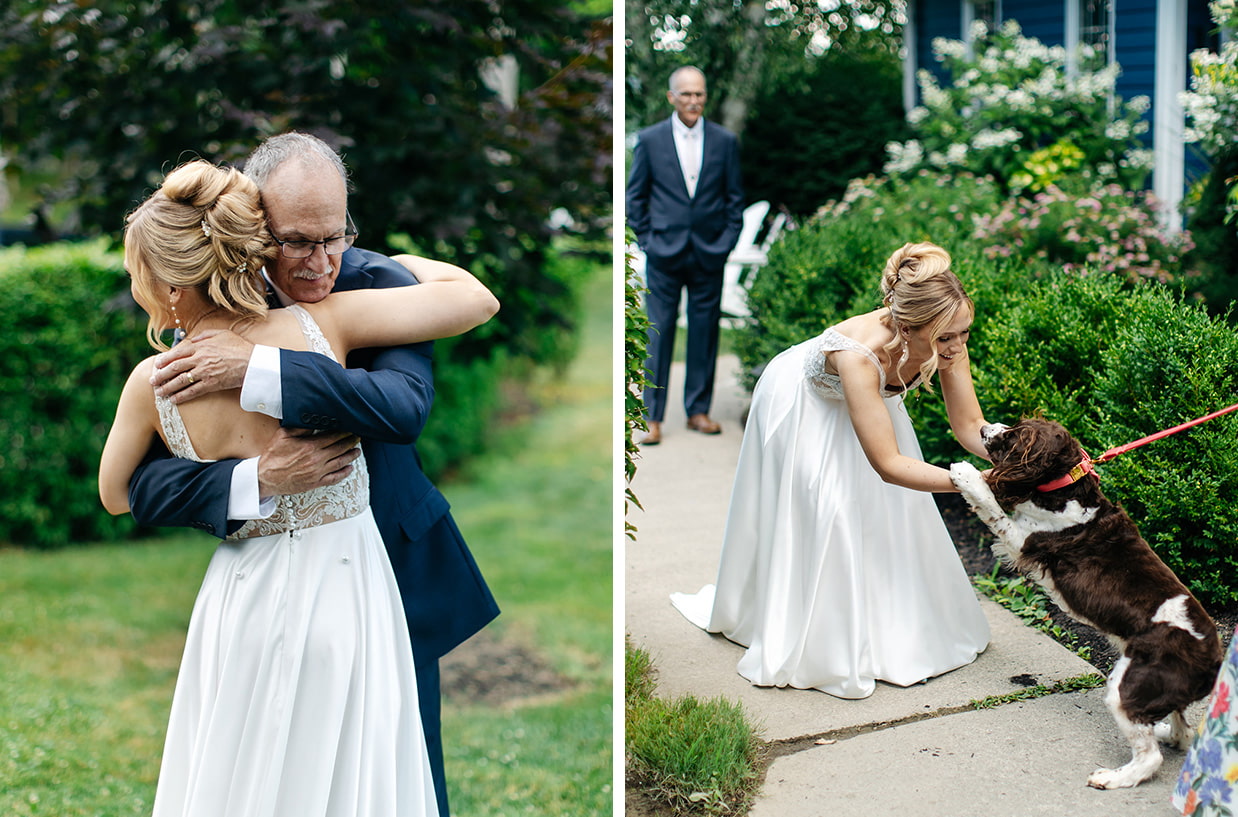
[98,160,497,816]
[672,242,992,699]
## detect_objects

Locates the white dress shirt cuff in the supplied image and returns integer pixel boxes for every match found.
[229,457,277,520]
[240,344,284,419]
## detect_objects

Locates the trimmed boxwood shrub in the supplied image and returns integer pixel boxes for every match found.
[0,240,149,546]
[965,271,1238,607]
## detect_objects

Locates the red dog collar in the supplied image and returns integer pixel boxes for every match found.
[1036,450,1096,492]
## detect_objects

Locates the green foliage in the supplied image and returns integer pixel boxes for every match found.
[970,674,1106,710]
[1181,0,1238,161]
[415,339,506,482]
[972,565,1092,659]
[972,182,1195,284]
[0,0,611,373]
[886,21,1153,195]
[409,239,596,479]
[625,230,651,539]
[1184,147,1238,311]
[964,272,1238,607]
[625,637,657,705]
[742,46,910,216]
[0,240,150,547]
[624,0,904,133]
[625,641,763,815]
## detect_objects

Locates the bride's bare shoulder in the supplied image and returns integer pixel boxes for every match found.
[831,309,892,350]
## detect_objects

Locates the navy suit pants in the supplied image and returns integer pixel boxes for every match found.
[417,658,447,817]
[642,253,724,423]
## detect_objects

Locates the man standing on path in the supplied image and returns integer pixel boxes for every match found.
[127,132,498,817]
[626,65,745,446]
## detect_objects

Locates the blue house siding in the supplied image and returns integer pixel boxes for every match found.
[1114,0,1158,112]
[916,0,964,86]
[1001,0,1064,44]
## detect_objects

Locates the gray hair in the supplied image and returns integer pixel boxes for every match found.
[242,132,350,189]
[668,65,705,92]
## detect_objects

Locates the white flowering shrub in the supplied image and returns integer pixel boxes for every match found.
[1181,0,1238,159]
[885,21,1153,194]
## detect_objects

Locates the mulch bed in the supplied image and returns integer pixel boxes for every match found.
[937,493,1237,675]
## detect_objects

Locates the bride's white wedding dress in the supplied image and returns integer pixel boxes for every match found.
[671,328,990,699]
[151,305,436,817]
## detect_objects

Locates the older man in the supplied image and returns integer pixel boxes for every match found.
[129,132,497,817]
[626,65,746,445]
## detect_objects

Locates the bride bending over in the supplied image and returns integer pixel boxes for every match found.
[99,159,497,816]
[672,242,992,699]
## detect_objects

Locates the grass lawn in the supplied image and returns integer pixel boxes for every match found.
[0,262,612,816]
[439,262,613,816]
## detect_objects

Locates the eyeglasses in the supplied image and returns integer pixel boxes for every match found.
[272,213,358,259]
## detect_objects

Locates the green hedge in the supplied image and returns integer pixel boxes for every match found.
[966,272,1238,606]
[742,48,910,217]
[739,189,1238,606]
[0,240,149,546]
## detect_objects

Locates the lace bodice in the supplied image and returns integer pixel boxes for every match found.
[802,328,918,400]
[155,304,369,539]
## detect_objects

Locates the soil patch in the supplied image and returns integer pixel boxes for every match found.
[439,629,573,707]
[936,493,1238,675]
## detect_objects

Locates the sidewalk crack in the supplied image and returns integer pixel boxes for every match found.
[766,672,1105,762]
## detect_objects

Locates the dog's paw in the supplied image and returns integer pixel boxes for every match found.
[1087,767,1133,790]
[949,461,983,492]
[1087,762,1160,790]
[1154,715,1193,751]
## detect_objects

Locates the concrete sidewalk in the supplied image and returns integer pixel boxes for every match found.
[625,356,1190,816]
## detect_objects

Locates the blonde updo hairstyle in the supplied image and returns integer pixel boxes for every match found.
[878,242,972,392]
[125,160,275,349]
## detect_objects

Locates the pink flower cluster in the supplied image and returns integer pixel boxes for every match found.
[972,184,1194,282]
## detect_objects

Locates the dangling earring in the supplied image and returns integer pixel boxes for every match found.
[171,303,185,344]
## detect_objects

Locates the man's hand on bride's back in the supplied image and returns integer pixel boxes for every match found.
[257,428,361,498]
[152,329,254,403]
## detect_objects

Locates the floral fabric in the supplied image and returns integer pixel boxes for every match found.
[1174,629,1238,815]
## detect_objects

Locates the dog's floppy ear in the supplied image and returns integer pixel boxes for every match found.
[988,419,1082,504]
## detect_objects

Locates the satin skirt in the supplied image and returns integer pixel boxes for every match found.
[152,508,437,817]
[672,341,990,699]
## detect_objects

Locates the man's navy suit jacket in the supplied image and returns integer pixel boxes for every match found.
[126,247,499,662]
[625,117,745,270]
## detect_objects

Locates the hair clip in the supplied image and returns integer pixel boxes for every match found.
[236,261,248,274]
[201,220,212,238]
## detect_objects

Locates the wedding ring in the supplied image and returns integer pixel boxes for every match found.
[185,372,195,384]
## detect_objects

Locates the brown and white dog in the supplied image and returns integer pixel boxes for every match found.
[949,418,1222,789]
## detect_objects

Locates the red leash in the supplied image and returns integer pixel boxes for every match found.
[1036,401,1238,492]
[1094,401,1238,463]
